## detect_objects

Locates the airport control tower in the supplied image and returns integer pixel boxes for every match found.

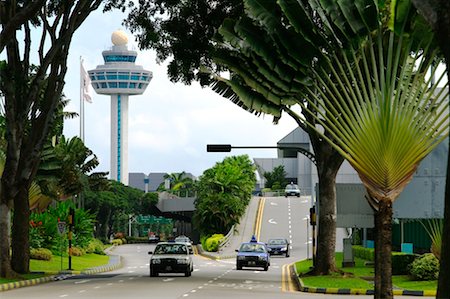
[89,30,152,185]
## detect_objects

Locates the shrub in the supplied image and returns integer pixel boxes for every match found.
[30,248,53,261]
[204,234,224,252]
[86,238,106,255]
[125,236,148,244]
[409,253,439,280]
[111,239,123,246]
[392,252,416,275]
[70,247,85,256]
[352,245,374,261]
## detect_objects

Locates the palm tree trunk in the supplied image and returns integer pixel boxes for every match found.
[314,167,339,274]
[374,198,393,299]
[0,201,16,278]
[11,185,30,274]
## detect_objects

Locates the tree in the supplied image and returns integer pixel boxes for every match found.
[263,165,287,190]
[123,0,349,274]
[0,0,120,277]
[409,1,450,297]
[194,155,256,235]
[297,7,448,298]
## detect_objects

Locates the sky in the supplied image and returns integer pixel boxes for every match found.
[61,8,299,178]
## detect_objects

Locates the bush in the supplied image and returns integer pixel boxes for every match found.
[409,253,439,280]
[30,248,53,261]
[111,239,123,246]
[204,234,224,252]
[70,247,85,256]
[352,245,374,261]
[86,238,106,255]
[392,252,416,275]
[125,236,148,244]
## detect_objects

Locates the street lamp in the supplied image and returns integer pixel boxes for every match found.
[206,144,316,165]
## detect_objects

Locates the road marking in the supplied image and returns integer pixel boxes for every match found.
[301,200,308,203]
[289,230,292,234]
[78,290,86,293]
[268,218,277,224]
[74,280,90,284]
[94,286,101,289]
[107,283,113,286]
[289,225,291,229]
[270,202,278,206]
[118,280,124,283]
[190,290,197,293]
[182,294,189,297]
[59,295,68,298]
[163,278,174,282]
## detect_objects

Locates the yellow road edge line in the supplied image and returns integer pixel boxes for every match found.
[286,263,296,292]
[255,197,265,241]
[281,264,287,292]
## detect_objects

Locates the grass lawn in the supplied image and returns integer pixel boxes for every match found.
[0,253,110,284]
[295,252,436,291]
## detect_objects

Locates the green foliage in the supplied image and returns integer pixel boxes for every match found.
[111,239,123,246]
[392,252,416,275]
[71,247,85,257]
[30,248,53,261]
[263,165,287,189]
[29,201,95,253]
[352,245,375,261]
[420,219,443,260]
[409,253,440,281]
[85,239,106,255]
[204,234,224,252]
[194,155,256,235]
[353,245,415,274]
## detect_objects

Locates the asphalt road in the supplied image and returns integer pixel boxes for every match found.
[2,196,434,299]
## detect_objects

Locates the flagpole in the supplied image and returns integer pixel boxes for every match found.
[80,56,85,143]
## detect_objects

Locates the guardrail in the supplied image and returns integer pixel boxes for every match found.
[218,225,235,252]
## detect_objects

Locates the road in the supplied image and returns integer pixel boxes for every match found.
[3,196,433,299]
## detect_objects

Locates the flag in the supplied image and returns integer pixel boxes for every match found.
[80,60,93,103]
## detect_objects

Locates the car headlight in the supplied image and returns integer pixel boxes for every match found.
[177,258,189,264]
[151,258,161,264]
[237,256,245,260]
[258,255,268,261]
[281,247,287,251]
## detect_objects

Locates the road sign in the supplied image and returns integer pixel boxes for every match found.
[57,221,66,235]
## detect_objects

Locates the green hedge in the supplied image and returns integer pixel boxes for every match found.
[202,234,224,252]
[125,236,149,244]
[352,245,416,275]
[30,248,53,261]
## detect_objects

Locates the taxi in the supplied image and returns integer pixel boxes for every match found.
[235,236,270,271]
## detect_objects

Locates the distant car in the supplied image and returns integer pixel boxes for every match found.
[175,235,193,244]
[148,234,160,243]
[285,183,301,197]
[235,239,270,271]
[148,242,193,277]
[266,238,290,257]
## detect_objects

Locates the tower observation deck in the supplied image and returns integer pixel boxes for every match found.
[88,30,152,185]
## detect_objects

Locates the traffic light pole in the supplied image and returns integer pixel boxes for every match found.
[68,208,75,270]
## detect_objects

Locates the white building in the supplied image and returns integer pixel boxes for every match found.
[88,30,152,185]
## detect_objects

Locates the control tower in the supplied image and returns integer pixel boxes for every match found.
[89,30,152,185]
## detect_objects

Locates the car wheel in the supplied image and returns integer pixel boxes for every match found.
[236,263,242,270]
[286,253,290,258]
[150,269,158,277]
[264,264,269,271]
[185,269,191,277]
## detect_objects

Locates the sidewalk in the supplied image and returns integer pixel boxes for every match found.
[0,246,122,292]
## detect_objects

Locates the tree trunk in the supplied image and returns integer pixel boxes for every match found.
[314,163,340,274]
[437,134,450,299]
[11,185,30,274]
[0,201,16,278]
[374,199,393,299]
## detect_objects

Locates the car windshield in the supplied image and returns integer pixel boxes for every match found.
[268,239,287,245]
[154,244,187,255]
[285,184,299,190]
[239,243,266,253]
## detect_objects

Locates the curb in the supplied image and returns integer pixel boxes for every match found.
[292,264,437,296]
[0,254,122,292]
[196,245,236,260]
